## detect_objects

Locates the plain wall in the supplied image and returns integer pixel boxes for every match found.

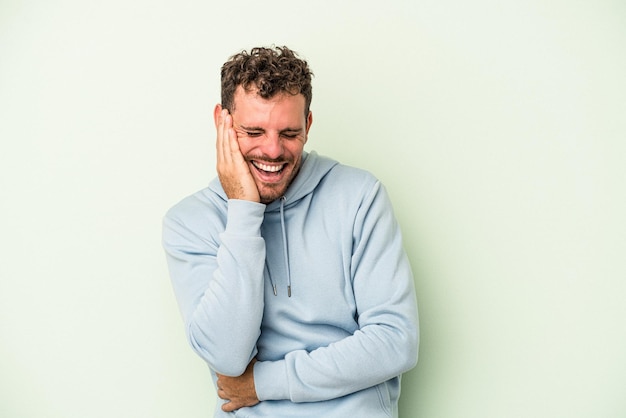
[1,1,625,417]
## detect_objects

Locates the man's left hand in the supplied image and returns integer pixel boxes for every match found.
[216,358,259,412]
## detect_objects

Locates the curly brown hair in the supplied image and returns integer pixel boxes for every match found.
[220,46,313,118]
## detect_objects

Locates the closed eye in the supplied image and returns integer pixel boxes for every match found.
[280,129,303,139]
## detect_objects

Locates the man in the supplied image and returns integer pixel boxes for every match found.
[163,46,418,417]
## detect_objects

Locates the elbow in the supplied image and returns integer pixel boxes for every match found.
[405,340,419,371]
[211,359,249,377]
[401,307,420,372]
[397,326,419,373]
[186,324,253,376]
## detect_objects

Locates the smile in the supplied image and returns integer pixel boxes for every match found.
[252,161,286,173]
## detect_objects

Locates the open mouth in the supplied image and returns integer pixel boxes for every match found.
[252,160,286,174]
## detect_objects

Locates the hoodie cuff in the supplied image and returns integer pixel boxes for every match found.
[225,199,266,236]
[254,360,290,401]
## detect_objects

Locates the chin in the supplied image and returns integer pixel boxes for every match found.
[257,183,288,203]
[259,191,284,204]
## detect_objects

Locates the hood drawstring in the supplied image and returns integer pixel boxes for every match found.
[280,196,292,297]
[264,196,292,297]
[265,262,277,296]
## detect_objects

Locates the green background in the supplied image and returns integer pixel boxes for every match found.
[1,0,625,417]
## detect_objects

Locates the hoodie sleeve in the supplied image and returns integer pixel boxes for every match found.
[253,181,419,402]
[162,197,267,376]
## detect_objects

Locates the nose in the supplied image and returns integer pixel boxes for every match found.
[260,132,284,159]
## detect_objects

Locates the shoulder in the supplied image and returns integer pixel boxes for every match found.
[299,156,386,217]
[164,180,227,230]
[322,160,381,198]
[328,162,377,182]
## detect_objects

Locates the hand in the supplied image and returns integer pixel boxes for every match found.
[215,107,260,202]
[216,358,259,412]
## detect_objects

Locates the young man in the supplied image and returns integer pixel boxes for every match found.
[163,46,419,417]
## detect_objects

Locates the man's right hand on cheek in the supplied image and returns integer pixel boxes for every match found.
[216,108,261,203]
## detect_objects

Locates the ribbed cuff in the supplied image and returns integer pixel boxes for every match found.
[225,199,266,236]
[253,360,289,401]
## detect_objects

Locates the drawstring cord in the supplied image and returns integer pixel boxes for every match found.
[265,262,277,296]
[280,196,292,297]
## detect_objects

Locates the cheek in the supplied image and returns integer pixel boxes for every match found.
[236,137,254,155]
[285,139,306,156]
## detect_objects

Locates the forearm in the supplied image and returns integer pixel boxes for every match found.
[254,301,418,403]
[164,199,267,376]
[187,233,265,374]
[255,270,418,403]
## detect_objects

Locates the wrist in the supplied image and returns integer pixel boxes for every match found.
[254,360,289,401]
[224,199,265,236]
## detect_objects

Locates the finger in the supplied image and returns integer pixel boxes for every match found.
[216,112,224,167]
[226,123,243,161]
[217,109,230,164]
[224,113,241,162]
[221,400,239,413]
[217,388,227,400]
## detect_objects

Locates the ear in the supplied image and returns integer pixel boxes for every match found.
[305,111,313,135]
[213,104,223,128]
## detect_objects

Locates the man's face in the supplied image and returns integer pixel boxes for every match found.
[230,86,312,204]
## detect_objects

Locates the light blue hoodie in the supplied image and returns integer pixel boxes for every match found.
[163,151,419,417]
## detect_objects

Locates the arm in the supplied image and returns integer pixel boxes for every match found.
[163,199,266,376]
[254,182,419,403]
[162,108,266,376]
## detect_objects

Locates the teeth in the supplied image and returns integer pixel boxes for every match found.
[254,161,284,172]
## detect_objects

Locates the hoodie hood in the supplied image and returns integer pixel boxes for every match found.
[266,151,339,212]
